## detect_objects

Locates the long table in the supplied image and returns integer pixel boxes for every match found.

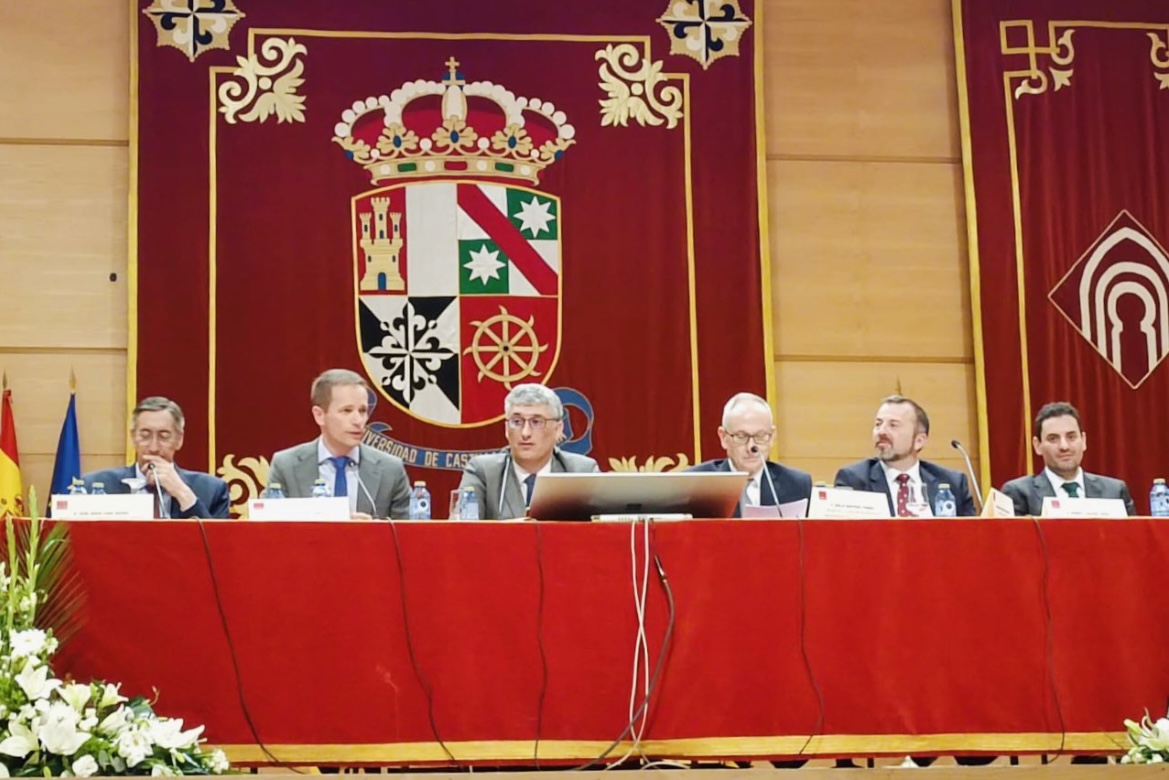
[53,518,1169,764]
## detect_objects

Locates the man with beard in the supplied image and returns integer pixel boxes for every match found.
[834,394,975,517]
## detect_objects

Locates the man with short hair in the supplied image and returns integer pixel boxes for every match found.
[81,396,230,519]
[689,392,812,516]
[834,394,975,517]
[1001,401,1135,516]
[268,368,412,519]
[460,383,599,520]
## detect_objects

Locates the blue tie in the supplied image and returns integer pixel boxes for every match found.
[524,473,537,506]
[331,456,349,500]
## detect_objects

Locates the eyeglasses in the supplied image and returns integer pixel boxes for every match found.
[132,429,176,444]
[507,415,556,430]
[727,430,774,446]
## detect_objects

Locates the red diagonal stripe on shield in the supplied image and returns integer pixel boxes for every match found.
[457,184,557,296]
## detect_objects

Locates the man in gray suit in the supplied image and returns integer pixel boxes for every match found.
[459,383,599,519]
[1001,401,1136,516]
[268,369,412,519]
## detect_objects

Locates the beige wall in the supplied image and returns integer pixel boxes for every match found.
[0,0,976,498]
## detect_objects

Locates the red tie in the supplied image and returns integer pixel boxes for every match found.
[895,473,911,517]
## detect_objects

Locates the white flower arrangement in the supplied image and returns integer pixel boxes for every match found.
[0,508,228,776]
[1122,711,1169,764]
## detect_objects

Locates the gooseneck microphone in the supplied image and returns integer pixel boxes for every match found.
[147,463,171,519]
[950,439,983,513]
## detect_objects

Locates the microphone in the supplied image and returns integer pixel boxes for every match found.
[147,463,170,519]
[354,471,381,519]
[950,440,983,512]
[748,444,760,455]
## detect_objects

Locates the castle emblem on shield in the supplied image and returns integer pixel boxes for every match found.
[334,59,575,426]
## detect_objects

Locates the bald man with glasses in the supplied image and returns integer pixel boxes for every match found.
[689,392,812,517]
[459,383,599,520]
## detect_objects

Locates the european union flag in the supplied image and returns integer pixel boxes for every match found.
[49,393,80,496]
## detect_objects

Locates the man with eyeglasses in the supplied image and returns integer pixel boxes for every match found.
[80,396,230,518]
[459,383,598,519]
[689,392,812,517]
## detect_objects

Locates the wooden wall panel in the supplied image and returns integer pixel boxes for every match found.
[0,353,127,500]
[767,158,971,359]
[0,146,129,348]
[762,0,959,160]
[773,360,979,484]
[0,2,130,141]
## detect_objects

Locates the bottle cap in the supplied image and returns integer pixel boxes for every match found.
[414,480,426,487]
[269,482,282,489]
[93,482,104,489]
[939,482,950,489]
[1156,478,1166,484]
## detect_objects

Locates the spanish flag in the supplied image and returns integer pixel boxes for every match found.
[0,384,23,517]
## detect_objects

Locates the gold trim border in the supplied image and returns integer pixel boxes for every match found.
[126,0,140,465]
[217,732,1128,763]
[952,0,992,494]
[206,31,708,466]
[754,0,778,459]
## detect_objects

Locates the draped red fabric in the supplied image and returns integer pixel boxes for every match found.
[53,519,1169,760]
[958,0,1169,508]
[134,0,767,506]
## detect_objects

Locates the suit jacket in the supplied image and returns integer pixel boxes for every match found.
[834,457,976,517]
[1000,471,1136,517]
[80,465,231,519]
[688,458,813,518]
[268,440,412,519]
[460,449,600,520]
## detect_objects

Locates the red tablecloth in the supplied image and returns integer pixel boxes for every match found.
[52,519,1169,763]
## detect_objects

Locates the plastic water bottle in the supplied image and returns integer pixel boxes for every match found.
[67,478,87,495]
[90,482,107,496]
[934,483,957,518]
[461,487,480,521]
[409,481,431,520]
[1151,478,1169,517]
[262,481,285,500]
[311,478,331,498]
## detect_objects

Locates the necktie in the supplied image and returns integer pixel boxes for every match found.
[895,473,911,517]
[1062,481,1080,497]
[524,473,537,506]
[331,456,350,501]
[741,477,756,508]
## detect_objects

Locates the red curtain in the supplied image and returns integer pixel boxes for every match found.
[135,0,767,508]
[959,0,1169,510]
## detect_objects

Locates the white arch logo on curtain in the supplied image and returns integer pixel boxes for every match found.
[1049,211,1169,389]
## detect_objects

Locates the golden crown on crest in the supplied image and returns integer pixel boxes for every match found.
[333,57,575,186]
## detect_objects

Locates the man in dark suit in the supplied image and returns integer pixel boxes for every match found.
[834,394,975,517]
[1001,401,1135,516]
[460,383,598,519]
[689,392,812,516]
[81,396,230,519]
[269,369,412,519]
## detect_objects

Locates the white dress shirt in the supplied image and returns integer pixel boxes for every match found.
[1044,467,1085,498]
[317,438,361,514]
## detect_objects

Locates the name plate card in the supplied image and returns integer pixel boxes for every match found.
[51,494,153,520]
[807,487,893,520]
[1041,496,1128,519]
[247,497,351,521]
